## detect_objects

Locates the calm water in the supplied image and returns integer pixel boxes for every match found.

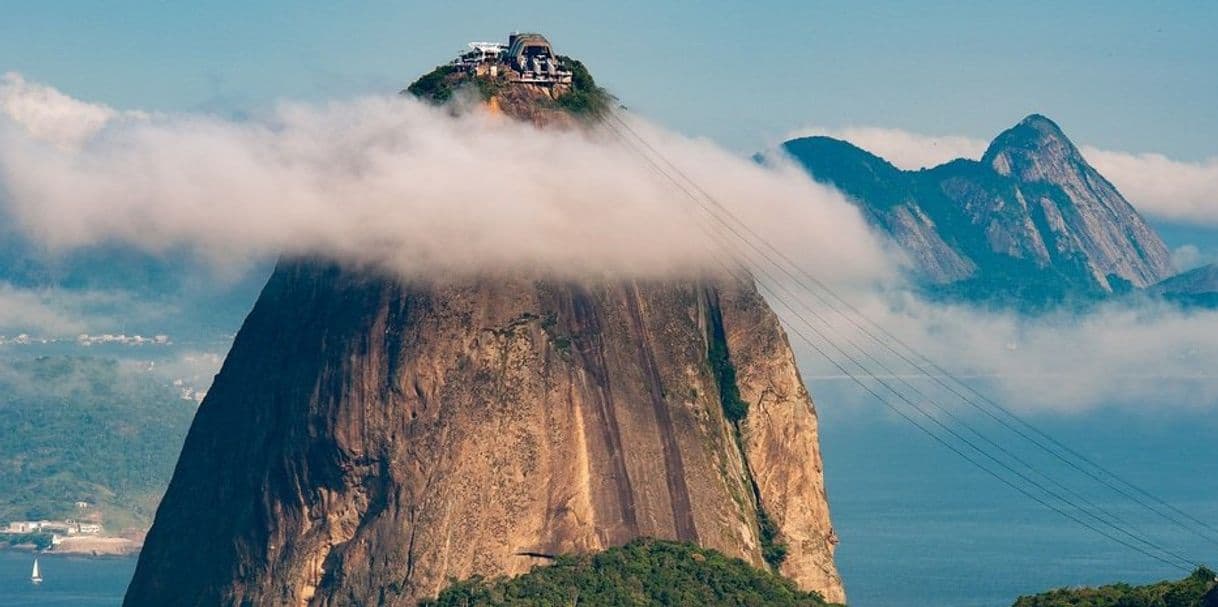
[816,384,1218,607]
[0,552,135,606]
[1,402,1215,607]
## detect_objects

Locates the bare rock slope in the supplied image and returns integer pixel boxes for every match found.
[124,266,844,606]
[125,54,843,606]
[784,115,1173,304]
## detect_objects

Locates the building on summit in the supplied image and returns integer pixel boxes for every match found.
[450,32,572,85]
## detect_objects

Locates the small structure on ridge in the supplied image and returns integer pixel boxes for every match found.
[450,32,572,86]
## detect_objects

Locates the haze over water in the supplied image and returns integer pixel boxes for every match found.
[3,398,1214,607]
[818,385,1218,607]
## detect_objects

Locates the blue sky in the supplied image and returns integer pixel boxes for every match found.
[2,1,1216,158]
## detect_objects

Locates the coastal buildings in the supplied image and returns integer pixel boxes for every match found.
[4,519,104,536]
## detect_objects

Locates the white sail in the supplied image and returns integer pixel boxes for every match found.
[31,557,42,583]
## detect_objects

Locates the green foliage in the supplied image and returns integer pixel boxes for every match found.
[1,532,53,550]
[406,65,459,103]
[555,56,612,117]
[1012,567,1218,607]
[474,74,507,101]
[539,312,573,354]
[707,308,748,423]
[706,304,788,570]
[403,55,611,119]
[0,356,195,530]
[422,539,834,607]
[757,508,788,570]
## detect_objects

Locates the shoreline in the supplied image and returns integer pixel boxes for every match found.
[2,537,142,558]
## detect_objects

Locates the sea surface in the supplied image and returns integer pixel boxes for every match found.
[1,396,1216,607]
[816,382,1218,607]
[0,552,135,606]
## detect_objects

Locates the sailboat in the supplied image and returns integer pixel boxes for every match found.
[31,557,43,584]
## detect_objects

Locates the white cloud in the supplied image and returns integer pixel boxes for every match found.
[0,74,893,285]
[1170,244,1213,272]
[786,123,1218,226]
[5,75,1215,416]
[0,282,181,337]
[0,72,143,149]
[0,283,88,335]
[1080,147,1218,226]
[785,125,988,170]
[783,289,1218,414]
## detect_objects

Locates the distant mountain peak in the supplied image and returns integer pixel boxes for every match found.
[782,113,1175,301]
[982,114,1080,178]
[1018,113,1066,135]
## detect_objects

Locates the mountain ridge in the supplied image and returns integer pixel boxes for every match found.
[782,115,1175,306]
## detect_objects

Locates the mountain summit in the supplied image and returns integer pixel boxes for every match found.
[983,113,1073,172]
[124,35,845,606]
[784,115,1173,305]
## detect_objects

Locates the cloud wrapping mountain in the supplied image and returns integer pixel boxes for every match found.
[0,73,890,285]
[792,125,1218,226]
[3,74,1216,414]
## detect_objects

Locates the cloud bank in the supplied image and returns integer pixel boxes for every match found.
[787,126,988,171]
[1079,147,1218,227]
[783,290,1218,414]
[0,282,185,337]
[0,72,891,284]
[3,73,1215,414]
[1170,244,1215,273]
[790,125,1218,226]
[0,283,89,335]
[0,73,141,149]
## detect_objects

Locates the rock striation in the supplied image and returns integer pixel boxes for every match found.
[125,49,844,606]
[124,266,845,606]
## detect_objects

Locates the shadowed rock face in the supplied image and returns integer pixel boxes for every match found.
[982,115,1173,289]
[124,261,844,606]
[1153,263,1218,296]
[783,115,1173,305]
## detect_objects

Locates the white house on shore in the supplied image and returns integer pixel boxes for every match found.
[5,520,103,535]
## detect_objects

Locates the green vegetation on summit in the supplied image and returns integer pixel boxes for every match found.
[403,55,610,118]
[553,56,611,116]
[405,65,459,103]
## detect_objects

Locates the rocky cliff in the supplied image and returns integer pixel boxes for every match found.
[124,50,844,606]
[783,115,1174,305]
[124,265,844,606]
[981,115,1173,289]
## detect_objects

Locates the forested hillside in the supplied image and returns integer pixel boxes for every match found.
[0,356,195,532]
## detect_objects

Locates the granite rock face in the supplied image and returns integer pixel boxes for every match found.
[123,263,845,606]
[126,53,844,606]
[783,115,1173,304]
[981,115,1173,290]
